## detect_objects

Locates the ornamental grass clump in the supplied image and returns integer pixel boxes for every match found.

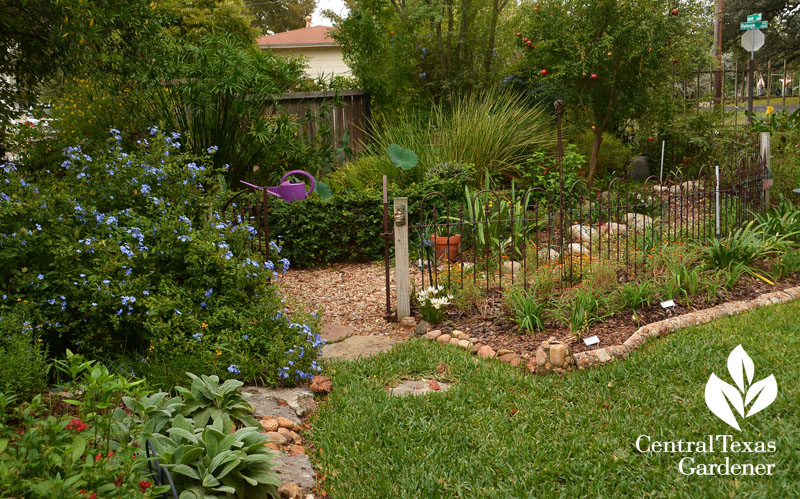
[415,285,453,324]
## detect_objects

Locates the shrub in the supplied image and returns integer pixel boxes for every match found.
[0,128,322,387]
[0,304,49,402]
[572,130,631,178]
[520,144,585,197]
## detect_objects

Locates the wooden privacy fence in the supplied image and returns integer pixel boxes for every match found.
[273,89,370,155]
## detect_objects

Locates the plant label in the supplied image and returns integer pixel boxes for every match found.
[660,299,676,309]
[583,335,600,346]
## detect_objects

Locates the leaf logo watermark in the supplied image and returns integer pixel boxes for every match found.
[705,345,778,431]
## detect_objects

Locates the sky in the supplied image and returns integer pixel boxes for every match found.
[312,0,348,26]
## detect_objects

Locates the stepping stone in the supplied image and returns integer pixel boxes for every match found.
[243,386,317,418]
[269,450,316,492]
[321,323,355,343]
[245,391,303,424]
[390,379,451,396]
[320,335,398,361]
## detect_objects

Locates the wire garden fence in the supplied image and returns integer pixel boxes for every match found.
[408,152,768,295]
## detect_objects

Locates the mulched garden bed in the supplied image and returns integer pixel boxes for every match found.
[418,272,800,358]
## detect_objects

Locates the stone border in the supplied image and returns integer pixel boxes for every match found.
[421,286,800,373]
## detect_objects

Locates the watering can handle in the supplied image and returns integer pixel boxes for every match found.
[281,170,316,196]
[239,180,263,191]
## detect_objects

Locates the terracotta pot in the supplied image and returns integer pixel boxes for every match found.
[430,234,462,261]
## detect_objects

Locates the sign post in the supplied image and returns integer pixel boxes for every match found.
[741,14,766,124]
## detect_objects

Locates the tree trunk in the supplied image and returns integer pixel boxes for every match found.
[587,127,604,187]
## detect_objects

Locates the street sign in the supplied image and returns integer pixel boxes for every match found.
[747,13,762,22]
[741,29,765,52]
[741,21,768,30]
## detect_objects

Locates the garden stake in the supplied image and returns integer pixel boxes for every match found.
[382,175,393,320]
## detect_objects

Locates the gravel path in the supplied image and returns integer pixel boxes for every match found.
[279,263,408,336]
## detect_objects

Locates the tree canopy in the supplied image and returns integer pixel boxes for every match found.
[511,0,711,184]
[248,0,317,35]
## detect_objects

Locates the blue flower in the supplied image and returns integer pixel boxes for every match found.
[37,274,44,280]
[193,333,202,341]
[243,334,249,340]
[227,364,240,374]
[140,184,151,195]
[207,145,218,153]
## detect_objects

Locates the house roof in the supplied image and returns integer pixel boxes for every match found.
[257,26,337,49]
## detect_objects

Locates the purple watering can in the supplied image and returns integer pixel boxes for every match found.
[240,170,316,202]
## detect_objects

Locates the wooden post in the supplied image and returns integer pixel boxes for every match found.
[761,132,771,206]
[394,197,410,320]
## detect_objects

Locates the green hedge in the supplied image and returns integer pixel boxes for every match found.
[268,179,464,268]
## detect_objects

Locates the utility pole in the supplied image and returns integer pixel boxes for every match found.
[714,0,723,102]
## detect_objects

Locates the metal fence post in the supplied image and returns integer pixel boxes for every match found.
[394,197,410,320]
[760,132,771,206]
[715,162,721,239]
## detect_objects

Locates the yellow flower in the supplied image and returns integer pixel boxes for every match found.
[766,105,775,115]
[201,323,207,328]
[38,338,43,342]
[216,350,222,356]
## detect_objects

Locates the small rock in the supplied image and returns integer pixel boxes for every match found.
[499,353,520,364]
[469,337,479,343]
[436,334,451,344]
[289,430,303,444]
[566,243,590,256]
[550,344,566,367]
[624,213,653,230]
[537,248,560,262]
[600,222,627,236]
[276,417,297,430]
[451,330,465,339]
[267,431,289,445]
[277,427,294,443]
[496,348,513,357]
[477,346,496,359]
[310,375,332,394]
[265,442,280,450]
[425,329,442,340]
[278,483,303,499]
[569,224,599,244]
[458,339,471,349]
[471,343,484,353]
[502,260,522,273]
[428,380,441,391]
[526,359,537,373]
[399,316,417,329]
[508,357,521,367]
[288,445,306,456]
[260,418,279,432]
[449,337,461,346]
[415,320,430,336]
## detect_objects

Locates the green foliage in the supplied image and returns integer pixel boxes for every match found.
[139,34,314,186]
[755,197,800,243]
[506,288,546,333]
[414,286,453,325]
[0,0,163,128]
[328,0,517,111]
[665,264,704,303]
[556,288,608,335]
[248,0,316,35]
[571,130,631,178]
[463,180,534,259]
[175,374,259,430]
[521,144,585,195]
[0,311,49,403]
[361,90,555,187]
[511,0,710,182]
[696,222,788,281]
[148,416,280,498]
[159,0,258,45]
[0,129,322,387]
[0,352,165,497]
[387,144,420,172]
[616,279,654,312]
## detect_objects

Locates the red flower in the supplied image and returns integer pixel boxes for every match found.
[139,480,152,492]
[114,474,124,487]
[89,494,97,499]
[95,453,102,461]
[106,451,114,458]
[67,418,88,432]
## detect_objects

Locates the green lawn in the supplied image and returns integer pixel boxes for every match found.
[309,301,800,497]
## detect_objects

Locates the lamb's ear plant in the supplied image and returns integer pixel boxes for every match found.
[175,373,259,429]
[150,415,280,499]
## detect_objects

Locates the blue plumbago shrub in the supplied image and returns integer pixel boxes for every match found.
[0,128,322,386]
